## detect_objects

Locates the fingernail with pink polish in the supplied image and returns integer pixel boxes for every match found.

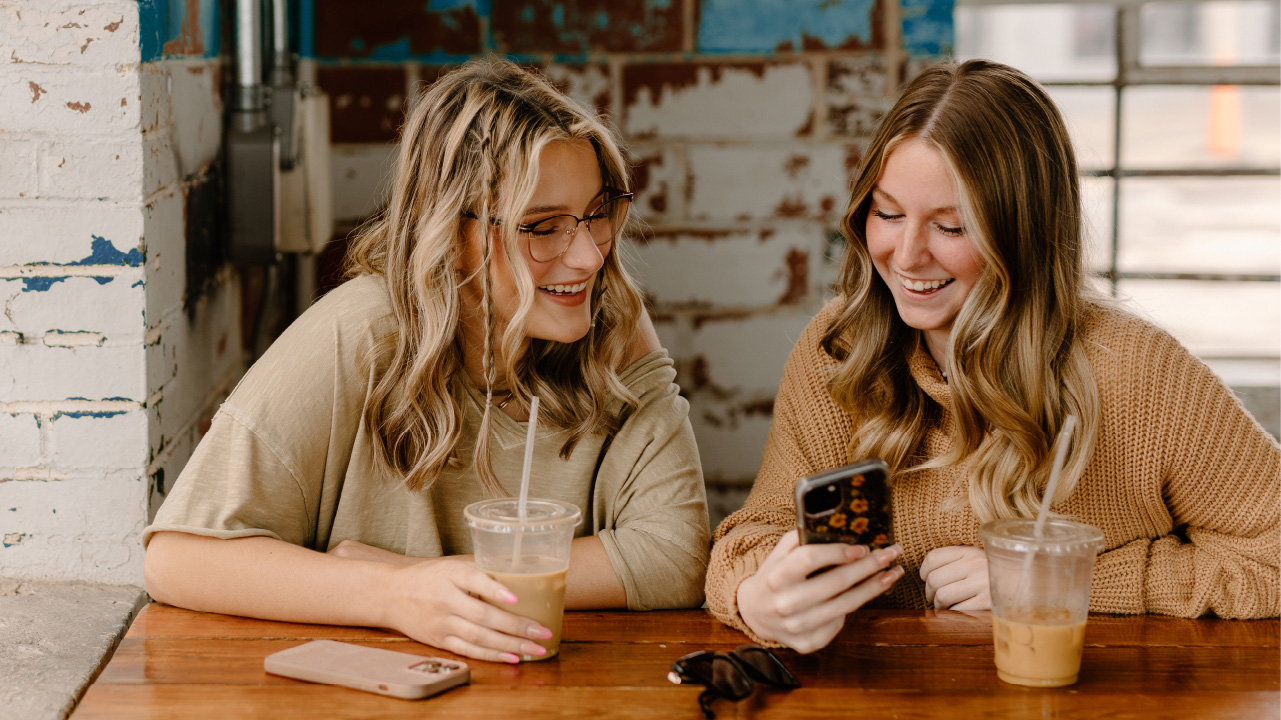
[502,590,519,604]
[528,625,552,640]
[525,643,547,656]
[501,653,521,664]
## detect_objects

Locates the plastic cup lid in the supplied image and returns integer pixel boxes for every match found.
[979,518,1104,555]
[463,498,582,533]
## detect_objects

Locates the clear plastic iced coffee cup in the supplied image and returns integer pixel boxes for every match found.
[464,498,582,661]
[979,518,1105,687]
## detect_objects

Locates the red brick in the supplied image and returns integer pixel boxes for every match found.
[317,66,407,144]
[313,0,481,58]
[492,1,684,54]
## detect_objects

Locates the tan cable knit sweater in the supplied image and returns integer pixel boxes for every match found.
[708,300,1280,641]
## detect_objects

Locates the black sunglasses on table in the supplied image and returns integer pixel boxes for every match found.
[667,644,800,719]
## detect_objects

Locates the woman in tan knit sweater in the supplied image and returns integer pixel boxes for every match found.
[707,59,1280,652]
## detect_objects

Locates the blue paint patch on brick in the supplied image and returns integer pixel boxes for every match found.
[138,0,221,63]
[2,533,29,547]
[901,0,954,56]
[54,409,129,420]
[132,280,145,288]
[68,236,145,267]
[21,277,69,292]
[698,0,876,53]
[369,37,411,61]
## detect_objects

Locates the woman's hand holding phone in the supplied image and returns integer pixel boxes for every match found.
[736,529,904,654]
[381,557,554,664]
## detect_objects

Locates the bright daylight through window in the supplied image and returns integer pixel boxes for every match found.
[955,0,1280,380]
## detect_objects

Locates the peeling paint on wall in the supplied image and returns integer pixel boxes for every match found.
[698,0,882,53]
[3,533,30,547]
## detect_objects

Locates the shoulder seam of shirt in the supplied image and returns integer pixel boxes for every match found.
[216,402,313,511]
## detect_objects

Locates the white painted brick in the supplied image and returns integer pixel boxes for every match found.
[166,60,222,176]
[138,60,170,136]
[628,144,685,223]
[331,143,396,222]
[0,3,139,67]
[49,408,147,470]
[39,139,144,200]
[687,398,774,482]
[0,413,43,468]
[0,472,147,584]
[147,419,202,520]
[686,310,814,395]
[0,271,145,342]
[143,124,179,197]
[624,62,814,139]
[633,225,821,308]
[0,65,139,135]
[142,190,184,324]
[0,140,38,198]
[148,276,243,450]
[0,203,142,265]
[687,145,849,221]
[541,63,611,117]
[0,341,145,402]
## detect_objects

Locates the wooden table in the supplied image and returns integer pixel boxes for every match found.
[74,604,1278,719]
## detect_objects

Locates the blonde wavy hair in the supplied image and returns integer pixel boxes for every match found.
[822,59,1101,522]
[346,57,645,496]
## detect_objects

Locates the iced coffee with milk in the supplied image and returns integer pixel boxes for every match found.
[464,498,581,660]
[980,518,1104,687]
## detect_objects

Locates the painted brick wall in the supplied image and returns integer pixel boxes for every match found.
[0,0,242,583]
[303,0,954,526]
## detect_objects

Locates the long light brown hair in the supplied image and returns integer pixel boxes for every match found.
[346,57,645,496]
[822,59,1101,522]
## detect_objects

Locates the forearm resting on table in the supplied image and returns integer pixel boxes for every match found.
[329,536,627,609]
[144,531,397,628]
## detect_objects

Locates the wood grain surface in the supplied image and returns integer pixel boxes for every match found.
[74,605,1280,719]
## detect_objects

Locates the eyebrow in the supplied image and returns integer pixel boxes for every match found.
[521,188,609,217]
[871,187,957,215]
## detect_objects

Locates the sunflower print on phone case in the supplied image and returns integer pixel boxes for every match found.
[808,472,892,547]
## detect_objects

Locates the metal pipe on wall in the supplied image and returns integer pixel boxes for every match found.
[235,0,264,116]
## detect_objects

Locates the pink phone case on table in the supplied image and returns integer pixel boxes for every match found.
[264,639,470,700]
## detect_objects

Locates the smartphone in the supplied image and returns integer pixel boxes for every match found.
[795,459,893,548]
[264,640,470,700]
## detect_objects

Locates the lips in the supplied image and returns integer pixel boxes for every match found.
[897,274,954,294]
[537,281,588,296]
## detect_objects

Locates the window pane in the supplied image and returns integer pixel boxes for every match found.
[1082,176,1115,274]
[1048,86,1116,171]
[1118,176,1281,274]
[1122,86,1281,169]
[1141,1,1281,66]
[1117,280,1281,356]
[955,4,1116,81]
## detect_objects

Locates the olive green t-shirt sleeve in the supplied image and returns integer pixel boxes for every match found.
[593,352,711,610]
[142,405,315,547]
[143,275,389,551]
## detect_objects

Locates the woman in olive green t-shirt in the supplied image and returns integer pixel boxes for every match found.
[144,58,710,665]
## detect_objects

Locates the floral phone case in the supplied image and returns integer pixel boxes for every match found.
[795,459,893,548]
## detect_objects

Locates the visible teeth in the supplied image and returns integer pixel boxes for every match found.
[539,281,587,295]
[900,275,952,292]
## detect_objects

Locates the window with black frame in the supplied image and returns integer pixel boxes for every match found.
[955,0,1280,388]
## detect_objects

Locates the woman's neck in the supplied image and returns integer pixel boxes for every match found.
[922,328,951,377]
[459,313,532,420]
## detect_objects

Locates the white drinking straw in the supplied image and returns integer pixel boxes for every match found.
[1014,414,1078,607]
[511,396,540,566]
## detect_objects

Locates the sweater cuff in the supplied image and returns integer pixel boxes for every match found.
[706,545,786,648]
[1089,538,1151,615]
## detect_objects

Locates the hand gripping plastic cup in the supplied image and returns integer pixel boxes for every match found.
[979,518,1105,687]
[464,498,582,660]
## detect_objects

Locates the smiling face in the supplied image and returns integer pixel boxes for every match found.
[865,137,985,364]
[460,139,613,354]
